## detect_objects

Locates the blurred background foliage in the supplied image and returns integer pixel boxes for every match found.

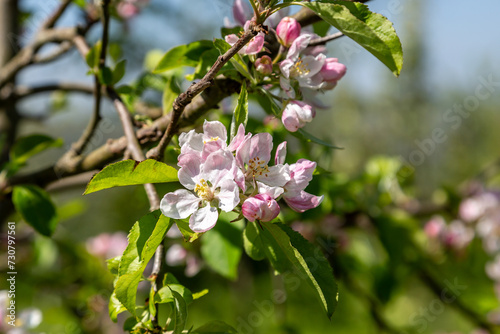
[1,0,500,333]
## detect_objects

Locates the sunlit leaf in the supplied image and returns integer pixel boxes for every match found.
[84,159,178,195]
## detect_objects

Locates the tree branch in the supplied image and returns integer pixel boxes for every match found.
[308,32,344,47]
[146,26,261,160]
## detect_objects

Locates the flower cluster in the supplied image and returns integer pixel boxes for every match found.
[160,121,323,233]
[225,2,347,133]
[424,187,500,322]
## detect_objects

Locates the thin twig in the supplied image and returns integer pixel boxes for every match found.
[42,0,73,30]
[308,32,344,47]
[146,26,261,160]
[33,41,74,64]
[3,82,93,100]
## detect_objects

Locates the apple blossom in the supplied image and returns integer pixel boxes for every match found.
[281,100,316,132]
[160,150,240,232]
[276,17,301,47]
[225,21,265,55]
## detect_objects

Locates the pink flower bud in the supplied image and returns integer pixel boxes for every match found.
[117,3,140,19]
[281,100,315,132]
[255,55,273,74]
[242,194,280,222]
[276,17,301,47]
[320,58,346,83]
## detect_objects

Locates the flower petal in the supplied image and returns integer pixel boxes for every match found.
[257,181,284,199]
[216,178,240,212]
[203,120,228,144]
[257,164,290,187]
[160,189,200,219]
[275,141,287,165]
[189,205,219,232]
[284,191,323,212]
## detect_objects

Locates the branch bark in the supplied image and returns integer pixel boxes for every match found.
[146,26,261,160]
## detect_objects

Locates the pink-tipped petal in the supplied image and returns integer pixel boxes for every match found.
[275,141,287,165]
[284,191,323,212]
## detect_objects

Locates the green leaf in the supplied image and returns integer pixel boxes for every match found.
[200,220,243,280]
[296,129,343,150]
[84,159,178,195]
[185,48,220,81]
[155,284,193,305]
[85,41,101,69]
[193,289,209,300]
[154,40,214,73]
[98,66,114,85]
[12,185,58,237]
[174,218,200,242]
[109,43,123,63]
[109,292,127,322]
[162,75,181,115]
[260,222,338,319]
[171,290,188,334]
[243,222,266,261]
[192,321,238,333]
[230,81,248,140]
[298,0,403,76]
[107,256,121,276]
[10,134,63,166]
[115,211,173,316]
[213,39,252,81]
[112,59,127,85]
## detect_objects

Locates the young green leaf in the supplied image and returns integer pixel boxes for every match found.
[12,185,58,237]
[230,81,248,140]
[200,220,243,280]
[260,222,338,319]
[98,66,114,86]
[154,284,194,305]
[109,292,127,323]
[295,129,344,150]
[171,290,188,334]
[9,134,63,166]
[162,75,181,115]
[243,221,266,261]
[85,41,101,70]
[297,0,403,76]
[213,39,253,81]
[115,211,173,316]
[154,40,214,73]
[112,59,127,85]
[84,159,178,195]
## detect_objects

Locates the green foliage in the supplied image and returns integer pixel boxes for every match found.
[170,290,188,334]
[297,0,403,76]
[12,185,58,236]
[155,284,194,305]
[162,75,181,114]
[200,219,244,280]
[84,159,178,195]
[230,81,249,140]
[6,134,62,176]
[113,211,173,317]
[213,39,252,81]
[154,40,214,73]
[256,221,338,319]
[243,220,266,261]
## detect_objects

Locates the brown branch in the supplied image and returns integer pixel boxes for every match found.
[33,41,74,64]
[308,32,344,47]
[42,0,73,30]
[0,25,93,89]
[146,26,260,160]
[7,82,94,100]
